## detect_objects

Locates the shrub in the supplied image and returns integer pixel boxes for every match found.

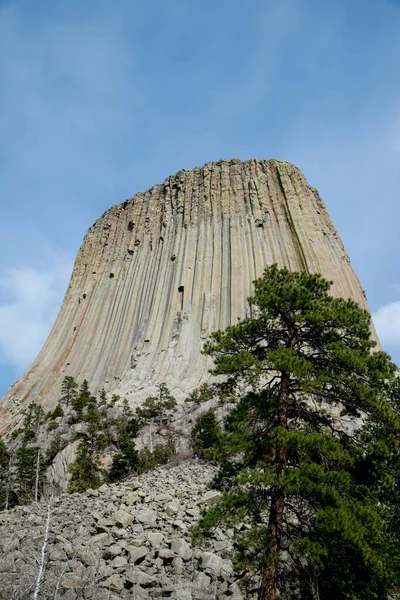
[137,441,176,473]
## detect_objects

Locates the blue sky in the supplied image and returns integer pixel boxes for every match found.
[1,0,400,398]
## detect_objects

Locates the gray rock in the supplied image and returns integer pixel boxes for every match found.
[146,531,164,547]
[170,538,192,561]
[125,479,140,490]
[75,549,98,566]
[2,538,19,552]
[61,575,84,589]
[105,544,123,557]
[127,545,148,563]
[123,491,139,505]
[103,573,126,592]
[153,493,173,503]
[89,532,109,544]
[49,546,68,561]
[158,548,177,563]
[173,519,188,532]
[0,461,236,599]
[111,555,128,568]
[136,509,157,526]
[200,490,222,507]
[193,571,211,588]
[227,582,244,599]
[213,540,230,551]
[201,551,223,577]
[113,508,134,528]
[61,590,78,600]
[165,503,179,516]
[125,566,156,586]
[172,556,184,574]
[221,558,234,578]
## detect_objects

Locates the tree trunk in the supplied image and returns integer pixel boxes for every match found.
[258,371,290,600]
[34,448,41,502]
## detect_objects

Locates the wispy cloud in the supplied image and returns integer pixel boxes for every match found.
[0,257,72,371]
[373,301,400,350]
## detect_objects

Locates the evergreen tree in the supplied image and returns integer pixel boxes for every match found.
[69,392,106,492]
[152,440,175,465]
[136,383,177,427]
[185,383,215,405]
[0,437,10,510]
[60,375,78,407]
[122,397,133,417]
[71,379,93,419]
[196,265,400,600]
[21,403,44,443]
[98,388,107,406]
[69,443,102,492]
[50,404,64,420]
[108,417,140,482]
[191,408,221,458]
[14,445,46,503]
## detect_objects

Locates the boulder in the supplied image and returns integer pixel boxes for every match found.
[200,490,222,507]
[127,545,148,563]
[112,509,134,528]
[170,538,192,561]
[135,509,157,526]
[125,566,156,586]
[201,552,223,577]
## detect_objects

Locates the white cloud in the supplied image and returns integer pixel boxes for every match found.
[373,301,400,348]
[0,257,73,370]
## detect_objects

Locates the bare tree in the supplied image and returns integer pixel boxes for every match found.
[33,498,52,600]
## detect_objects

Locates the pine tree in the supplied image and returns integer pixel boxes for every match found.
[98,388,107,406]
[69,443,102,492]
[122,397,133,417]
[14,445,46,503]
[196,265,400,600]
[49,404,64,420]
[0,437,10,510]
[21,403,44,443]
[191,408,221,458]
[71,379,93,419]
[185,383,215,405]
[136,383,177,427]
[69,391,107,492]
[108,416,140,482]
[60,375,78,407]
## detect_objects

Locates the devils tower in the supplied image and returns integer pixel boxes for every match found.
[0,159,376,432]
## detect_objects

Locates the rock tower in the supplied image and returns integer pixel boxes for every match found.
[0,159,376,432]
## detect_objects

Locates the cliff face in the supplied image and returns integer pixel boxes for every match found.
[0,159,376,431]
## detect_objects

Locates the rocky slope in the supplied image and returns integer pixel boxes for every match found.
[0,460,248,600]
[0,158,377,433]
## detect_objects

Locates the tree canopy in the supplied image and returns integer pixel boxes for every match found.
[136,383,177,427]
[196,265,400,600]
